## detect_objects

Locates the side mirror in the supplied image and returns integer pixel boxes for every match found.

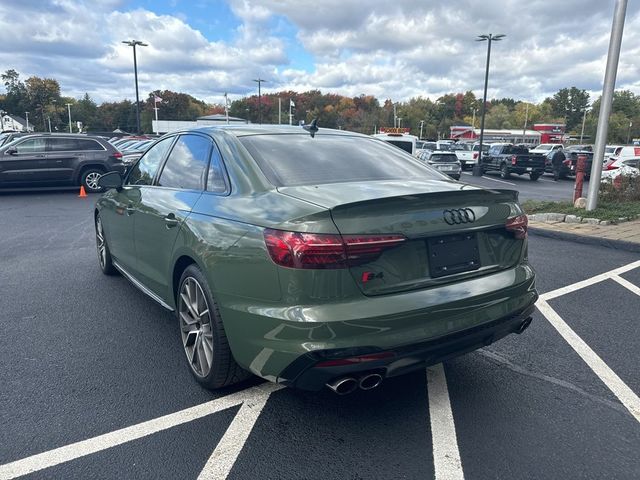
[6,148,17,155]
[98,171,123,190]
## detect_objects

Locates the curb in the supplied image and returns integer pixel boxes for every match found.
[529,226,640,253]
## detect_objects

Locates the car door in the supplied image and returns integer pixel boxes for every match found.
[101,136,176,274]
[0,137,46,186]
[44,137,80,182]
[133,133,211,297]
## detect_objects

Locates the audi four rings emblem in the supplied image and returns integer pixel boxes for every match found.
[443,208,476,225]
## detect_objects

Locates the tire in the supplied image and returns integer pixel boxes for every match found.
[95,214,118,275]
[81,168,105,193]
[529,173,540,181]
[500,163,511,179]
[177,264,251,390]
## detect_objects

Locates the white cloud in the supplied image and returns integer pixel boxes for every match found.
[0,0,639,107]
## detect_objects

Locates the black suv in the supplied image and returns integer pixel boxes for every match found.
[0,134,125,192]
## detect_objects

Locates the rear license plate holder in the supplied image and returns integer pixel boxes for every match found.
[427,233,481,278]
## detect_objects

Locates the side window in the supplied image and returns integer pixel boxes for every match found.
[158,135,211,190]
[488,145,499,156]
[207,144,228,193]
[76,139,104,151]
[47,138,77,152]
[127,137,174,186]
[14,138,46,154]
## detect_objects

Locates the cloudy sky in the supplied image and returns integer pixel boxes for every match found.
[1,0,639,105]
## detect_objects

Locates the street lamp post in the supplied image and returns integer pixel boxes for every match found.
[24,112,29,132]
[419,120,425,140]
[473,33,506,176]
[252,78,266,124]
[122,40,148,134]
[66,103,73,133]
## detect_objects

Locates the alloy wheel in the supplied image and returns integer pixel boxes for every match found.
[95,217,106,268]
[179,277,214,377]
[85,172,102,191]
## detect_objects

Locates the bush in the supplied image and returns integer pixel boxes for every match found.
[600,169,640,202]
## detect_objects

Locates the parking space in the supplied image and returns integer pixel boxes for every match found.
[1,191,639,480]
[461,171,582,202]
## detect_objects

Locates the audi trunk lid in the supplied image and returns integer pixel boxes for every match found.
[279,180,525,296]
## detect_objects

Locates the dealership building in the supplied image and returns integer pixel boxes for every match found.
[450,123,567,144]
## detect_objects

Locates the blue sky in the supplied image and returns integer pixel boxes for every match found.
[0,1,639,105]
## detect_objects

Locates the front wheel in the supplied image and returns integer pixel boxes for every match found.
[177,265,251,390]
[500,164,510,179]
[81,168,104,193]
[95,214,117,275]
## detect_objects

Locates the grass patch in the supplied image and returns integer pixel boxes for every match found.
[521,200,640,222]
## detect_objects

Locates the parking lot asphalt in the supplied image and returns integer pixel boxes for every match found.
[460,170,582,202]
[1,190,639,480]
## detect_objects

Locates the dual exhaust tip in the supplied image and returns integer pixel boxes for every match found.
[326,373,383,395]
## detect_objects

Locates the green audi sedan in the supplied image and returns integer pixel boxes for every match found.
[95,125,537,394]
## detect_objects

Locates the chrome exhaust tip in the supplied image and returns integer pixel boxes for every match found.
[326,377,358,395]
[516,317,532,334]
[359,373,383,390]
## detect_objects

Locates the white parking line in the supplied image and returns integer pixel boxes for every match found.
[540,260,640,301]
[198,389,273,479]
[0,383,283,480]
[427,364,465,480]
[611,275,640,297]
[461,172,516,186]
[537,299,640,423]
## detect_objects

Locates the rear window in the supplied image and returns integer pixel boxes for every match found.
[239,134,438,187]
[384,140,413,154]
[429,154,458,163]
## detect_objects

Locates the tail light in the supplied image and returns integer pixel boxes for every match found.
[506,215,528,239]
[563,159,571,166]
[511,155,517,165]
[263,229,406,269]
[606,162,618,170]
[473,152,479,160]
[112,152,123,159]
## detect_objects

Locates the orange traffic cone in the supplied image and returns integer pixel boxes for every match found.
[78,186,88,198]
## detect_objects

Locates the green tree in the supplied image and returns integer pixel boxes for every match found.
[548,87,590,131]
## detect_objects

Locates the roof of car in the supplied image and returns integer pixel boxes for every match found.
[178,124,366,138]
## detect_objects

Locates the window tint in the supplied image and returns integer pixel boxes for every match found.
[239,134,437,187]
[14,138,46,154]
[76,139,104,151]
[385,140,413,154]
[429,154,458,163]
[127,137,174,186]
[207,145,227,193]
[47,138,78,152]
[158,135,211,190]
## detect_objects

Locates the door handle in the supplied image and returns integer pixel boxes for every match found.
[164,213,179,228]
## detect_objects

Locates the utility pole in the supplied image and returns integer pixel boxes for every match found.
[224,92,230,124]
[122,40,148,134]
[580,108,588,144]
[626,121,632,144]
[474,33,506,176]
[587,0,628,211]
[0,110,5,131]
[278,97,282,124]
[472,108,476,129]
[252,78,266,124]
[419,120,424,140]
[393,103,397,128]
[47,116,52,133]
[65,103,73,133]
[25,111,29,131]
[522,103,529,143]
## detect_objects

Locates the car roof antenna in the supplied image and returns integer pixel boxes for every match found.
[303,118,319,138]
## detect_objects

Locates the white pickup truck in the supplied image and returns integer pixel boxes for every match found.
[452,143,474,167]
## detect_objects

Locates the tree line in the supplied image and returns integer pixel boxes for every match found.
[1,69,639,143]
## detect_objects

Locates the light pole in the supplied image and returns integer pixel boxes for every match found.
[419,120,425,140]
[252,78,266,124]
[0,110,5,131]
[626,121,632,144]
[473,33,506,176]
[579,108,588,144]
[25,111,29,132]
[66,103,73,133]
[122,40,148,134]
